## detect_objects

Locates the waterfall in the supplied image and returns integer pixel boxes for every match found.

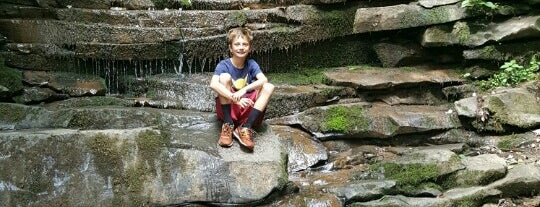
[177,20,185,79]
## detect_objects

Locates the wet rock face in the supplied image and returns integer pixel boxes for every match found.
[0,107,287,206]
[272,125,328,172]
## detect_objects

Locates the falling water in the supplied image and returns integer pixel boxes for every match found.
[200,58,206,73]
[177,49,184,77]
[187,57,194,75]
[177,19,185,79]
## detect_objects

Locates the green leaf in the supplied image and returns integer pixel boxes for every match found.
[482,2,498,9]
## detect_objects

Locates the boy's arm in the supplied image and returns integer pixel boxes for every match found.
[209,75,235,101]
[240,72,267,93]
[229,72,267,102]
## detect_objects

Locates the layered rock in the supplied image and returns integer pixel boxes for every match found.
[0,104,287,206]
[1,0,540,206]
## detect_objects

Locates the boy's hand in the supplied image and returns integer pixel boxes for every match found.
[237,98,254,108]
[231,89,247,102]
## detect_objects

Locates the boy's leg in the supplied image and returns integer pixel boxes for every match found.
[244,82,274,128]
[218,73,234,125]
[235,83,274,151]
[253,82,275,112]
[217,73,234,147]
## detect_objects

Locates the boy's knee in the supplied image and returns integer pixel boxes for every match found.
[263,82,275,93]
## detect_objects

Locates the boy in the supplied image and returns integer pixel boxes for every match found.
[209,27,274,151]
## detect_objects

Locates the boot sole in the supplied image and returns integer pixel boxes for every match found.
[219,140,234,147]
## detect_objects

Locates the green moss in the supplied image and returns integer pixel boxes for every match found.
[318,9,354,35]
[278,152,289,188]
[268,67,327,85]
[226,11,248,28]
[0,104,29,122]
[479,45,499,59]
[152,0,191,9]
[487,98,506,119]
[399,6,451,28]
[0,58,24,93]
[454,193,485,207]
[425,7,451,23]
[371,162,440,193]
[321,105,369,133]
[116,163,150,206]
[136,130,165,172]
[87,133,125,177]
[28,162,54,193]
[68,110,96,129]
[272,26,295,33]
[497,134,527,151]
[88,132,157,206]
[453,21,471,43]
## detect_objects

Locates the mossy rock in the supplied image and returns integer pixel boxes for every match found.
[48,72,107,96]
[0,61,24,95]
[225,11,248,29]
[268,67,328,85]
[321,105,369,133]
[496,133,536,151]
[370,162,441,194]
[86,130,164,206]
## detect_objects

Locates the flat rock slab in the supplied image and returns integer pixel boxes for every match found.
[353,3,469,33]
[267,102,461,139]
[325,67,463,90]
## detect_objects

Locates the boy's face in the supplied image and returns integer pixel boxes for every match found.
[229,35,251,59]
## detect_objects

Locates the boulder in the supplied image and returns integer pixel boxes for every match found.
[0,106,287,206]
[354,3,470,34]
[422,16,540,47]
[272,125,328,172]
[455,87,540,131]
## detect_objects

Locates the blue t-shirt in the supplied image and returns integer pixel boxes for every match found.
[214,58,262,90]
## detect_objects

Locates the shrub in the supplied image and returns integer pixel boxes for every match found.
[479,55,540,90]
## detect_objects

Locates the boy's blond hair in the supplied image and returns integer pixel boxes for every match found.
[227,27,253,45]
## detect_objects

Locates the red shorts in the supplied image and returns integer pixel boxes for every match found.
[216,90,265,127]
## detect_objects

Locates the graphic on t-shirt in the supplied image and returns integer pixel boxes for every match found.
[232,74,249,90]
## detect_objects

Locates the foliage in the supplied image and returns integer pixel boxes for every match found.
[461,0,499,15]
[479,55,540,90]
[180,0,192,8]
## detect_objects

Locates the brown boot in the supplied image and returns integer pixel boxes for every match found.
[218,123,234,147]
[233,126,254,151]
